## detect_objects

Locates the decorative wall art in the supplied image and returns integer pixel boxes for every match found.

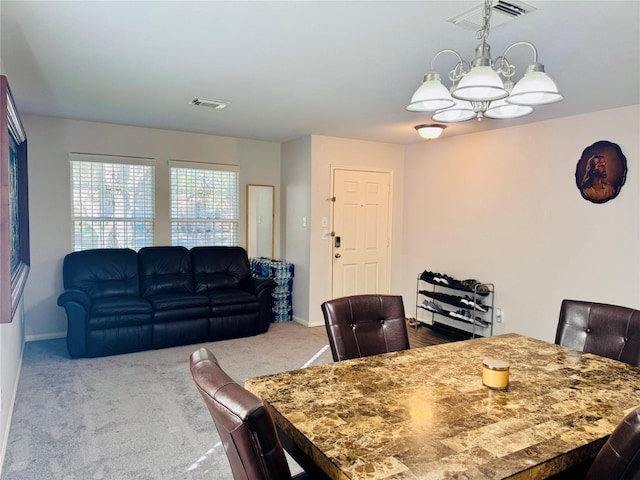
[0,75,30,323]
[575,140,627,204]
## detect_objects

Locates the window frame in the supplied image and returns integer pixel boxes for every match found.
[69,153,156,251]
[169,160,240,248]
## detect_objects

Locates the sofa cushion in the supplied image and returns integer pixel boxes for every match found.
[87,313,154,331]
[91,295,152,316]
[205,289,258,307]
[139,246,194,296]
[145,293,209,311]
[191,246,251,292]
[62,248,140,299]
[206,289,260,317]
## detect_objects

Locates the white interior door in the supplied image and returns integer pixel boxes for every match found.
[331,168,391,298]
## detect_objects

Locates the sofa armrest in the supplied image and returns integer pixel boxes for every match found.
[57,289,92,311]
[239,276,276,295]
[57,289,91,359]
[243,276,277,333]
[251,276,277,296]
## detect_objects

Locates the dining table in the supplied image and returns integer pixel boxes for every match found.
[244,333,640,479]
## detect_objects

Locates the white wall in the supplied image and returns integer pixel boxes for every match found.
[21,115,281,340]
[281,137,312,325]
[0,60,25,474]
[402,105,640,342]
[282,135,405,327]
[308,135,405,326]
[0,302,23,477]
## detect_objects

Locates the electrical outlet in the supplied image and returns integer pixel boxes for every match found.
[496,308,503,323]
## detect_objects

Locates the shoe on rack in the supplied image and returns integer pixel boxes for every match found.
[420,270,437,282]
[460,295,473,306]
[474,317,490,327]
[460,295,488,312]
[461,279,478,289]
[449,309,471,321]
[461,279,490,297]
[422,300,445,314]
[433,273,451,285]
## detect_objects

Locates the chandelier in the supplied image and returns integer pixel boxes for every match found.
[406,0,563,126]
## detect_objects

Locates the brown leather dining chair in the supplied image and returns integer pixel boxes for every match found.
[555,299,640,367]
[321,294,410,362]
[584,405,640,480]
[189,347,308,480]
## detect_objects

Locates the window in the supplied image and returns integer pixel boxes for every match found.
[71,158,154,251]
[170,164,238,247]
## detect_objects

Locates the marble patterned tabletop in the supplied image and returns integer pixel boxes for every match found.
[245,333,640,480]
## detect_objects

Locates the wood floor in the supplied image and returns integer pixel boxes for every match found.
[406,321,458,348]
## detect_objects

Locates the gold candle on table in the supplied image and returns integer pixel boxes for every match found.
[482,358,510,390]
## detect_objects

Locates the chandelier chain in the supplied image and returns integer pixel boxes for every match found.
[477,0,493,43]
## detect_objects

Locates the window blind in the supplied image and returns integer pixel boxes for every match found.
[170,167,238,247]
[71,160,155,251]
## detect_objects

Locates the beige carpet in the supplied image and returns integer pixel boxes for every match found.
[2,322,333,479]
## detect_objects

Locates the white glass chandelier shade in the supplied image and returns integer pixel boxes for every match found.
[432,98,476,123]
[452,65,508,102]
[414,124,447,140]
[507,69,564,106]
[484,98,534,119]
[406,72,456,112]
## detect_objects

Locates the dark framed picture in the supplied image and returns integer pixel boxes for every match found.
[575,140,627,204]
[0,75,30,323]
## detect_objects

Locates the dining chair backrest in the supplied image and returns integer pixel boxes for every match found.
[585,405,640,480]
[321,294,410,362]
[555,299,640,367]
[189,347,299,480]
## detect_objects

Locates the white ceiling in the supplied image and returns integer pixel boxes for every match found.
[1,1,639,145]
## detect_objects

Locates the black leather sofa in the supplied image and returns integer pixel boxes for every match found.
[57,246,276,358]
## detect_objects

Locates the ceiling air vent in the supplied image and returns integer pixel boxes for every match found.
[189,97,229,109]
[447,0,536,31]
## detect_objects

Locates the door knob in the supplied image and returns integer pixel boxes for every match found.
[334,253,341,258]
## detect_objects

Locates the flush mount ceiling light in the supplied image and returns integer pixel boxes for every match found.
[189,97,229,109]
[415,124,447,140]
[406,0,563,124]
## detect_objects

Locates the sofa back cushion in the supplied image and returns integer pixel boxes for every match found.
[138,246,194,296]
[62,248,140,299]
[191,247,251,292]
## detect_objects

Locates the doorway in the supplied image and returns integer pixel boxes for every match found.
[331,168,391,298]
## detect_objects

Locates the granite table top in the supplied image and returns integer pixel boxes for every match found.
[245,333,640,480]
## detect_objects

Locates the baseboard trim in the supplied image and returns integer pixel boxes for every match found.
[292,316,324,328]
[25,332,66,342]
